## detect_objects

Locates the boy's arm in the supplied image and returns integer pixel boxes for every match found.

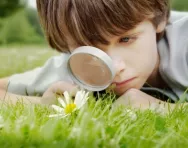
[0,77,42,104]
[0,77,78,105]
[8,53,72,97]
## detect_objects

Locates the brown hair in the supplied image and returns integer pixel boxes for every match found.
[37,0,170,53]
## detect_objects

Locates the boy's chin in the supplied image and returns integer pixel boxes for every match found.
[114,89,126,96]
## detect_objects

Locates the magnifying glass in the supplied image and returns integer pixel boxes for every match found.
[67,46,115,91]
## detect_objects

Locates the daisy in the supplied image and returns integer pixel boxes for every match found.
[49,90,90,118]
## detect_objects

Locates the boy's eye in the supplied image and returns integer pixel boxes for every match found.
[119,36,137,44]
[119,37,130,43]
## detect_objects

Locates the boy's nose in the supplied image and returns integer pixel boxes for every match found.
[112,58,126,76]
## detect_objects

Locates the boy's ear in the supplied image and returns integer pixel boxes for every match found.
[156,20,167,33]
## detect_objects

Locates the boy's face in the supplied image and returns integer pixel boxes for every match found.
[70,20,160,95]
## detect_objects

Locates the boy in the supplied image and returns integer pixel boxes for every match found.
[0,0,188,111]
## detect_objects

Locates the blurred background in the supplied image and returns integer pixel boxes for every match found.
[0,0,188,46]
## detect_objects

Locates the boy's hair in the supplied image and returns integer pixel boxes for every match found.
[37,0,170,53]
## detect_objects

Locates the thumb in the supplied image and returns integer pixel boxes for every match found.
[67,85,80,97]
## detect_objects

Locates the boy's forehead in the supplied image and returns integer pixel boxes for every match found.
[118,21,150,36]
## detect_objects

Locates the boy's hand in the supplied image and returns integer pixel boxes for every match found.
[113,88,167,111]
[41,81,78,105]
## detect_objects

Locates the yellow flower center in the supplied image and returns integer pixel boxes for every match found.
[65,103,76,114]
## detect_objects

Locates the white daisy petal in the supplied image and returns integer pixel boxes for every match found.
[52,105,64,113]
[64,91,71,104]
[79,97,89,109]
[75,91,89,109]
[58,98,66,108]
[74,91,82,108]
[79,91,84,100]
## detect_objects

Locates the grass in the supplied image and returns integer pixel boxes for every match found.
[0,46,188,148]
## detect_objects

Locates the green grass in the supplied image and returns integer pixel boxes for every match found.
[0,46,188,148]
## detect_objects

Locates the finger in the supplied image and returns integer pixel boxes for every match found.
[68,86,80,97]
[51,81,79,96]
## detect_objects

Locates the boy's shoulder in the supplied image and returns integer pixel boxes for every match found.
[169,11,188,23]
[166,11,188,48]
[166,11,188,35]
[156,11,188,101]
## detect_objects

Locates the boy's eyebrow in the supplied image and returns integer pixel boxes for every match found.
[102,30,144,45]
[120,30,144,37]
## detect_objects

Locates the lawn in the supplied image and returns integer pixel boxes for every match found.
[0,46,188,148]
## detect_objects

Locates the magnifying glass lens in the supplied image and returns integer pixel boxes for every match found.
[69,53,112,86]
